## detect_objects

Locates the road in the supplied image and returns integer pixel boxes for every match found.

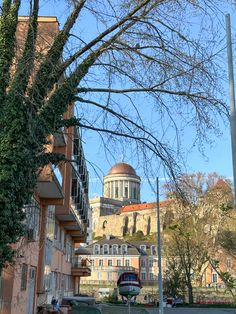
[98,304,236,314]
[146,308,236,314]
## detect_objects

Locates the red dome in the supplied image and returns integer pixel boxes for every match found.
[108,163,137,176]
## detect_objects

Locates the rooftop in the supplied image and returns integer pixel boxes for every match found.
[108,162,137,176]
[118,200,171,213]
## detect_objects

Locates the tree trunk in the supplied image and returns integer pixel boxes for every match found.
[187,281,194,304]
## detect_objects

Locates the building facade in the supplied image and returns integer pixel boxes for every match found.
[80,236,160,299]
[0,17,90,314]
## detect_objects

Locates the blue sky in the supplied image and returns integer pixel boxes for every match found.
[18,1,236,202]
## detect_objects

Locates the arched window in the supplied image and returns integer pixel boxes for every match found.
[121,244,127,255]
[112,244,118,255]
[103,244,109,255]
[94,244,100,255]
[140,245,146,252]
[151,245,156,256]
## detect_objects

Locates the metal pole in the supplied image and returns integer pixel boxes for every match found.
[226,13,236,204]
[156,177,164,314]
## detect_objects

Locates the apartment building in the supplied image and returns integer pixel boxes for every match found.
[0,17,90,314]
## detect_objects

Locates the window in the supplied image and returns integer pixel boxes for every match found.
[66,240,73,263]
[108,260,112,266]
[125,260,130,267]
[140,245,146,252]
[151,245,156,256]
[21,264,28,290]
[149,259,153,267]
[124,181,128,198]
[61,274,65,291]
[69,275,73,290]
[227,258,232,269]
[44,266,52,291]
[99,259,103,267]
[91,259,94,266]
[141,259,146,268]
[71,178,78,199]
[57,273,61,290]
[150,273,154,280]
[54,223,62,250]
[94,245,100,255]
[117,260,121,266]
[65,275,69,291]
[133,187,137,199]
[115,181,119,198]
[52,272,56,292]
[103,244,109,255]
[54,223,58,240]
[121,244,127,255]
[212,273,218,283]
[61,229,65,250]
[45,239,53,266]
[120,181,123,198]
[98,271,102,280]
[46,205,55,241]
[107,272,112,281]
[56,273,61,290]
[112,244,118,255]
[141,272,146,280]
[24,198,40,237]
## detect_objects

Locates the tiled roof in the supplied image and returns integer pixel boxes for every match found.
[128,241,157,256]
[118,200,171,213]
[86,236,141,255]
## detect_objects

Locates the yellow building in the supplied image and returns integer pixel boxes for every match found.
[80,235,161,298]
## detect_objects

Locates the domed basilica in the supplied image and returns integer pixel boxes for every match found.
[89,162,170,242]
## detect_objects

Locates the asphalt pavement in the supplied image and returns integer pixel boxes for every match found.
[143,307,236,314]
[98,304,236,314]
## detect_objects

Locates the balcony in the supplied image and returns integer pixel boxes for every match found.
[57,207,87,243]
[36,165,64,202]
[91,266,136,272]
[71,257,91,277]
[53,129,66,147]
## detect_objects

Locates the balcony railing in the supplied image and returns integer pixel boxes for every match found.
[73,257,91,268]
[80,279,117,286]
[90,266,137,272]
[71,257,91,277]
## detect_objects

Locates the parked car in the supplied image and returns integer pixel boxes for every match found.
[61,296,96,306]
[163,296,184,307]
[173,297,184,306]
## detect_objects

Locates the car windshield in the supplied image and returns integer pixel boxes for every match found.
[124,273,137,281]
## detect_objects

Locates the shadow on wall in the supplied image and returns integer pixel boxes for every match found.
[123,216,129,236]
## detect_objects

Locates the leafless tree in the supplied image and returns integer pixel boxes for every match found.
[0,0,232,267]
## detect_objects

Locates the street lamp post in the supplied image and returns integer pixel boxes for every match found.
[226,13,236,204]
[156,177,164,314]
